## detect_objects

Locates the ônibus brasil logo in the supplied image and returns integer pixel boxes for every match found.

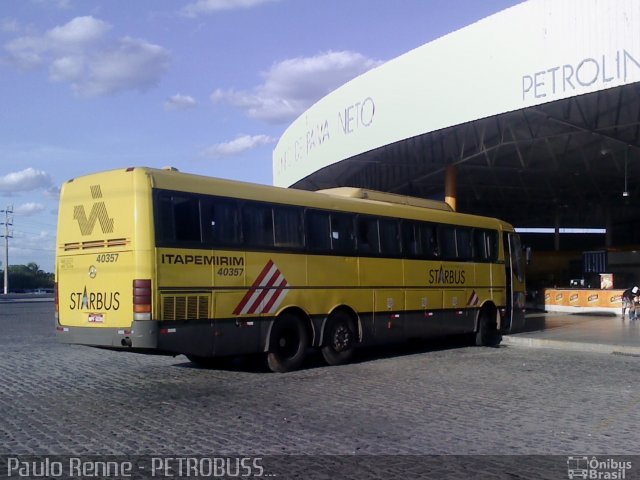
[73,185,114,235]
[567,456,632,479]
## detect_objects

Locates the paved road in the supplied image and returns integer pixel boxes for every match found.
[1,302,639,478]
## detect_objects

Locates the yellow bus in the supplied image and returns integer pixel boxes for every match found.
[55,167,526,372]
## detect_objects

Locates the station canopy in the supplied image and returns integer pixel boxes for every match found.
[272,0,640,247]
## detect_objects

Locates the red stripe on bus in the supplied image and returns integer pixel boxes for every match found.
[246,268,282,315]
[261,277,289,314]
[232,260,275,315]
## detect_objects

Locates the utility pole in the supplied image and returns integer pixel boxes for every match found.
[1,206,13,295]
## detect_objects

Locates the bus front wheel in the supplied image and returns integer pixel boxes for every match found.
[267,313,309,373]
[474,307,502,347]
[321,311,357,366]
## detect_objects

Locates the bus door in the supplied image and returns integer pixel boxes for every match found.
[503,232,526,333]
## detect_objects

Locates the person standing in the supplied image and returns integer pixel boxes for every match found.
[622,286,639,319]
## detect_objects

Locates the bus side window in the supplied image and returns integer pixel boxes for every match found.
[274,206,303,248]
[456,227,472,260]
[379,218,401,256]
[420,223,439,258]
[439,226,457,259]
[203,198,241,246]
[243,202,274,247]
[330,213,356,253]
[306,210,331,251]
[173,196,201,243]
[401,222,421,257]
[486,231,498,262]
[473,229,487,260]
[357,216,380,254]
[156,194,176,242]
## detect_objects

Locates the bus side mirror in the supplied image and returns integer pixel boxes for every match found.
[524,246,532,265]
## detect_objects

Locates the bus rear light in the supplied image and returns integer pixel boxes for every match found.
[133,279,152,320]
[54,282,60,321]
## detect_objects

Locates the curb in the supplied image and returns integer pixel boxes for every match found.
[502,335,640,356]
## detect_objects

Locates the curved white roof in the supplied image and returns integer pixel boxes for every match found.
[273,0,640,188]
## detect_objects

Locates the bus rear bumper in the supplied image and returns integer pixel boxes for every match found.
[56,320,159,350]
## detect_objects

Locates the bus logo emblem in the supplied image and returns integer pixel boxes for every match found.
[233,260,289,315]
[73,185,114,235]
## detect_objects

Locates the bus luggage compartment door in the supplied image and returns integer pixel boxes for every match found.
[373,290,405,342]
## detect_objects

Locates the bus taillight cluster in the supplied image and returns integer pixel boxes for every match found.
[54,282,59,319]
[133,279,152,321]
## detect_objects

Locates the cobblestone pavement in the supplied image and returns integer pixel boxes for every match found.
[1,302,640,477]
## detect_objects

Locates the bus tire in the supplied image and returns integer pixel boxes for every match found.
[475,307,502,347]
[321,311,357,366]
[267,313,309,373]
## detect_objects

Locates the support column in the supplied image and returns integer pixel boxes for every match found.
[554,210,560,251]
[605,207,612,248]
[444,165,457,211]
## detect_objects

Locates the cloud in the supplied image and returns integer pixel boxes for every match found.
[3,16,170,96]
[182,0,280,17]
[73,37,171,96]
[45,185,61,199]
[4,16,109,70]
[11,229,56,265]
[48,15,110,47]
[14,202,46,215]
[202,134,276,158]
[0,168,53,193]
[211,50,382,123]
[4,35,49,69]
[164,93,197,111]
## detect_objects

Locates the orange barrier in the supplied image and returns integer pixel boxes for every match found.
[543,288,623,311]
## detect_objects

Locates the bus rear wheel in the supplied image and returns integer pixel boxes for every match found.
[321,311,357,366]
[267,313,309,373]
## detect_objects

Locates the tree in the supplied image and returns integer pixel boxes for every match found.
[0,263,53,292]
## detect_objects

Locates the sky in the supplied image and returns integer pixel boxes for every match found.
[0,0,523,273]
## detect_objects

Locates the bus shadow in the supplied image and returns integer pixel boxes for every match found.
[175,354,271,373]
[173,334,484,373]
[350,334,487,365]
